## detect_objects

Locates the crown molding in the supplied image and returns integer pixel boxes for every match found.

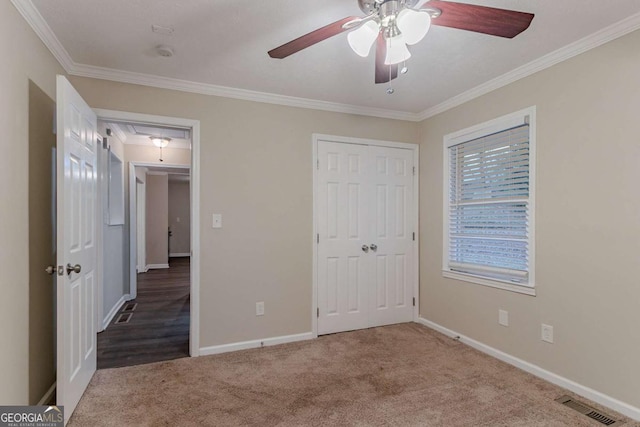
[106,123,127,143]
[11,0,75,71]
[416,11,640,121]
[69,63,421,121]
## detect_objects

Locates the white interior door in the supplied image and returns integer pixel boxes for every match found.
[317,140,415,335]
[368,146,414,327]
[317,142,370,335]
[56,75,97,422]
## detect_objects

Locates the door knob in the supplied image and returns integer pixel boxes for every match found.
[66,263,82,275]
[361,245,370,253]
[45,265,56,275]
[370,244,378,252]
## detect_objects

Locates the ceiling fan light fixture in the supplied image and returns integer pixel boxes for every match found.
[347,20,379,57]
[385,34,411,65]
[396,9,431,45]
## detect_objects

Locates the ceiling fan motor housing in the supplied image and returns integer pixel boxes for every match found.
[358,0,420,14]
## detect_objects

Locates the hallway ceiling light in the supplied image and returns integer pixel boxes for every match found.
[150,136,171,148]
[150,136,171,162]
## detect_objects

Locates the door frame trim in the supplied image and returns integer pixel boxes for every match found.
[311,134,420,337]
[128,162,190,299]
[93,108,201,357]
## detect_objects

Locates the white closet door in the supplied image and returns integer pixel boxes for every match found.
[317,141,370,335]
[368,146,414,327]
[317,140,415,335]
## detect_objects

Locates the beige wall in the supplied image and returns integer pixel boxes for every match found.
[69,75,420,347]
[28,82,56,404]
[1,1,65,404]
[419,29,640,409]
[146,174,169,266]
[168,180,190,255]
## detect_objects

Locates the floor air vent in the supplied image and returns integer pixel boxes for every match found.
[122,302,137,312]
[114,313,132,324]
[555,395,624,426]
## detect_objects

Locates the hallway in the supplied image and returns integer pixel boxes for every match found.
[97,257,190,369]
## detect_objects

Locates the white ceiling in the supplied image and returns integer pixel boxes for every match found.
[26,0,640,118]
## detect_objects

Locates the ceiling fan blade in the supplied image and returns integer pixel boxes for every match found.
[375,34,398,84]
[268,16,360,59]
[424,0,534,39]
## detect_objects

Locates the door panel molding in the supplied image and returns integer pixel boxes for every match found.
[312,134,419,337]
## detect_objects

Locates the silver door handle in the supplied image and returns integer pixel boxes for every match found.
[370,244,378,252]
[66,263,81,275]
[362,245,370,253]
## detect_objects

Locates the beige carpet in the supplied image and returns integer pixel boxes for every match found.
[70,323,636,426]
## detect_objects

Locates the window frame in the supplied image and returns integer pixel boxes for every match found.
[442,107,536,296]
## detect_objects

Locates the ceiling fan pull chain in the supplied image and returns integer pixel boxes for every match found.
[387,65,394,94]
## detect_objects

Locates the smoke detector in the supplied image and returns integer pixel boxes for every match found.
[156,45,174,58]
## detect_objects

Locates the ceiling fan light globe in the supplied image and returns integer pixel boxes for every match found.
[150,137,170,148]
[397,9,431,45]
[385,35,411,65]
[347,21,379,57]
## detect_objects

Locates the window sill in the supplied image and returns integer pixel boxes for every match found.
[442,270,536,296]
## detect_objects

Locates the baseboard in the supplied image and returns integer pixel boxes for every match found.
[199,332,315,356]
[169,252,190,258]
[416,317,640,422]
[147,263,169,269]
[37,382,56,406]
[143,264,150,273]
[102,294,131,331]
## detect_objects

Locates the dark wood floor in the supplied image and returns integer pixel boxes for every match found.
[97,257,190,369]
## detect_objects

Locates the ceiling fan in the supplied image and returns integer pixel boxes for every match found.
[268,0,534,85]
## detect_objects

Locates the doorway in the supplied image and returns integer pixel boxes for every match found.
[93,113,200,368]
[313,134,419,336]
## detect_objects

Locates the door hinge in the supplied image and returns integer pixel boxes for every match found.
[413,166,416,175]
[413,232,415,241]
[317,307,320,318]
[317,234,319,244]
[317,159,320,170]
[413,297,416,307]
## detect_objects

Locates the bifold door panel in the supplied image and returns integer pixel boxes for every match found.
[317,140,414,335]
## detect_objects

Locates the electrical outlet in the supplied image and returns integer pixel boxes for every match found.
[212,214,222,228]
[256,301,265,316]
[541,324,554,343]
[498,309,509,327]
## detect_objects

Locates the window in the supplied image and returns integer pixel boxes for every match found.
[443,107,535,295]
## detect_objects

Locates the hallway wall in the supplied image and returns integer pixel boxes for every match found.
[146,174,169,267]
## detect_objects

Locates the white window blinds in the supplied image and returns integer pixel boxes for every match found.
[447,123,531,284]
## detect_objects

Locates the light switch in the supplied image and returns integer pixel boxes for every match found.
[212,214,222,228]
[176,217,180,223]
[498,309,509,327]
